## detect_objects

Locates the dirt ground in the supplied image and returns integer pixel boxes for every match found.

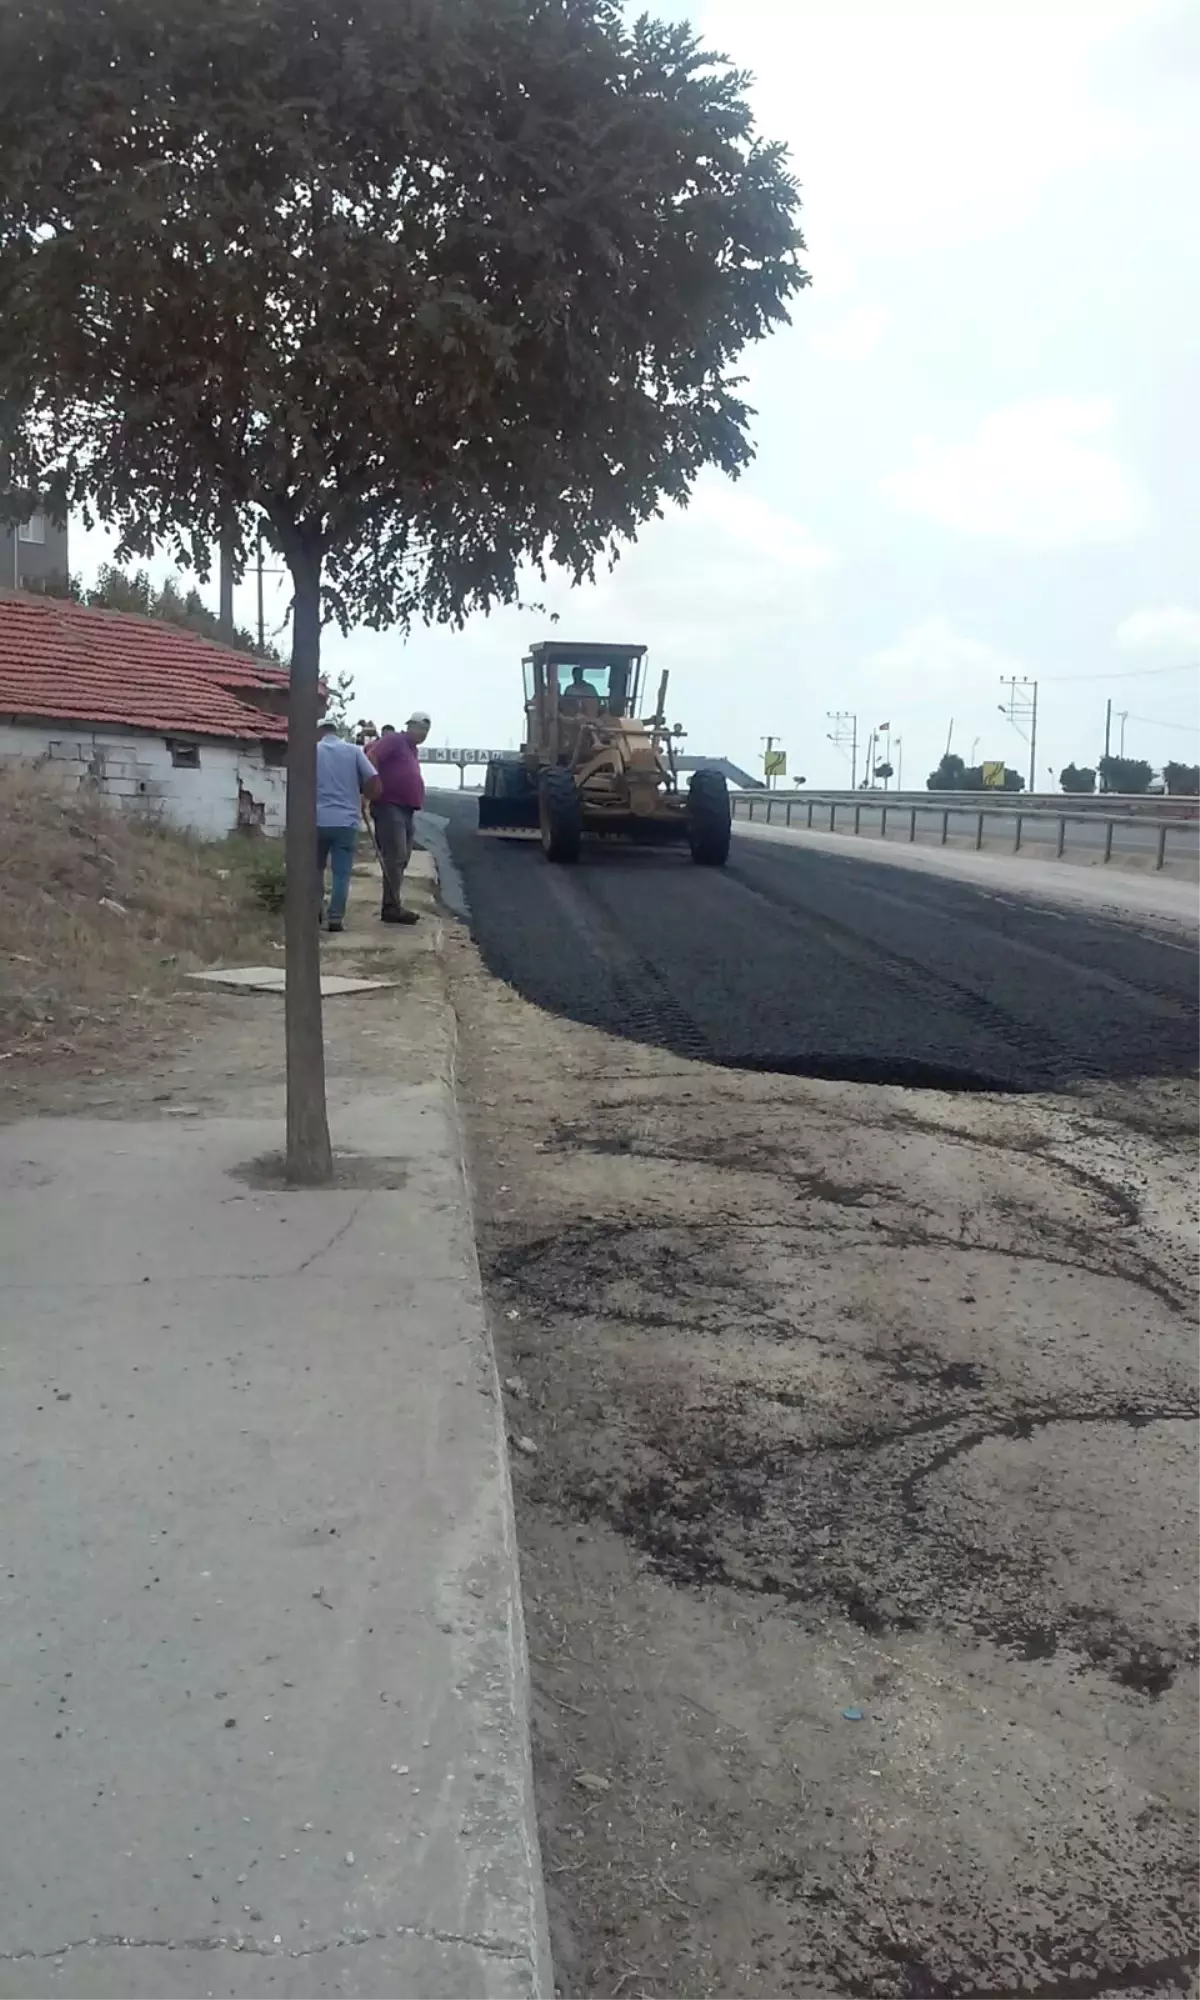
[5,812,1196,1999]
[446,927,1198,2000]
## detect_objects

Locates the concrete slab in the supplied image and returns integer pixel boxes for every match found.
[188,969,398,996]
[0,1089,550,1997]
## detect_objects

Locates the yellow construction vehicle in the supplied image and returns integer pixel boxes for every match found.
[477,641,731,865]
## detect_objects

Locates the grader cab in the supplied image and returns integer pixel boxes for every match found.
[477,641,731,866]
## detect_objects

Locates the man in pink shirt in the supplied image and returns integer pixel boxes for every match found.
[367,711,429,924]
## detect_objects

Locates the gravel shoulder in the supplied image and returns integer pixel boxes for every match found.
[447,918,1198,1999]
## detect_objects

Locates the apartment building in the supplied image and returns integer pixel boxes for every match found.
[1,454,71,592]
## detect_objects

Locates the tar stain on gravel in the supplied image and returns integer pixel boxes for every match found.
[436,794,1199,1095]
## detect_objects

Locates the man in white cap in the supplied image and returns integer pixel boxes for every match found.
[367,710,430,924]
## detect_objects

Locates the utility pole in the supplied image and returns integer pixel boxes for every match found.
[1102,697,1112,790]
[895,736,903,792]
[826,710,858,790]
[1118,710,1129,756]
[998,676,1038,793]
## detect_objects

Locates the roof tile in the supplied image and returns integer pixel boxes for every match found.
[0,594,290,742]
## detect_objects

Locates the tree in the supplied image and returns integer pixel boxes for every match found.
[1163,761,1200,796]
[29,559,283,659]
[873,762,894,783]
[0,0,804,1183]
[927,753,968,791]
[322,670,358,738]
[1059,763,1097,794]
[1098,756,1153,795]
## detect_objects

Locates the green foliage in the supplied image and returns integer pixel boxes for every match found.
[246,845,287,914]
[1163,761,1200,796]
[1098,755,1153,794]
[321,669,357,735]
[872,762,894,782]
[29,559,282,658]
[927,753,1025,793]
[0,0,805,630]
[1059,763,1097,794]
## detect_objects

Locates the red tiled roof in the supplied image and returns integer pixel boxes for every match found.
[0,592,290,742]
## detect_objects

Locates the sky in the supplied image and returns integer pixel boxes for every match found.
[70,0,1200,790]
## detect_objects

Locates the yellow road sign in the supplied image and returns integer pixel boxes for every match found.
[981,760,1006,788]
[764,749,787,778]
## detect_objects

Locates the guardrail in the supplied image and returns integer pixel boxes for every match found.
[732,791,1199,873]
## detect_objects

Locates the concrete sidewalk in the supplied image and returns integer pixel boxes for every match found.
[0,867,550,1997]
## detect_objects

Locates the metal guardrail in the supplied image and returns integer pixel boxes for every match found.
[732,791,1199,873]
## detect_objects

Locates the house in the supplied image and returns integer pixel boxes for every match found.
[1,459,71,593]
[0,592,290,837]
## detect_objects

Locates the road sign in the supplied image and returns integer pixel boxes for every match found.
[419,747,509,764]
[981,760,1006,789]
[764,748,787,779]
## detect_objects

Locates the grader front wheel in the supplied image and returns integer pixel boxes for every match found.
[539,768,583,863]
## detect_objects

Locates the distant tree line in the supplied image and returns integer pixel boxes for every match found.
[926,751,1198,797]
[1061,758,1198,796]
[926,753,1025,793]
[32,562,282,661]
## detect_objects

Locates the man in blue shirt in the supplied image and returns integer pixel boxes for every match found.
[315,723,380,932]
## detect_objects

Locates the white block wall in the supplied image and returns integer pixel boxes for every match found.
[0,721,288,839]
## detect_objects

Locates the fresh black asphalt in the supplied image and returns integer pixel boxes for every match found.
[430,793,1199,1095]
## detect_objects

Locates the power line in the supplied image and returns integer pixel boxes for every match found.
[1123,712,1200,735]
[1041,660,1198,684]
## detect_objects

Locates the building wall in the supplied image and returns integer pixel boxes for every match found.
[1,454,71,592]
[0,720,287,839]
[5,516,71,593]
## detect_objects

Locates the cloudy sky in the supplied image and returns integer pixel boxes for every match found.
[73,0,1199,789]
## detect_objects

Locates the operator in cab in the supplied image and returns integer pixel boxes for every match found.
[558,666,602,718]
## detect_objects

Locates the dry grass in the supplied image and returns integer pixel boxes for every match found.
[0,764,279,1067]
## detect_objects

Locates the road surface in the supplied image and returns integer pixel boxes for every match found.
[436,793,1198,1999]
[433,798,1197,1097]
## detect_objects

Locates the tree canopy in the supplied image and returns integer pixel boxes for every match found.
[0,0,805,1179]
[1098,756,1154,795]
[39,563,282,661]
[1059,763,1097,794]
[1162,761,1199,796]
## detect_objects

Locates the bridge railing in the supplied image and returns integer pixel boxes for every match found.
[731,790,1199,873]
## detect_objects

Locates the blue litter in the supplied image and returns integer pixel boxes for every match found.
[842,1706,864,1721]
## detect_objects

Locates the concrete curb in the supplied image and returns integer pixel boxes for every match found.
[421,812,553,1999]
[442,1014,555,2000]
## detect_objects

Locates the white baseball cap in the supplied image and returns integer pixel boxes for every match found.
[407,710,431,727]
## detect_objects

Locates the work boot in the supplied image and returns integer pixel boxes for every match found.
[381,908,419,926]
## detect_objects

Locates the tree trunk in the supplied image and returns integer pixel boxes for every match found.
[283,544,333,1185]
[218,522,236,642]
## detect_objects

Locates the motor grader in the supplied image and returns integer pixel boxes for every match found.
[477,641,731,866]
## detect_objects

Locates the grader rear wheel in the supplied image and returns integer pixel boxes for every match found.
[687,769,731,866]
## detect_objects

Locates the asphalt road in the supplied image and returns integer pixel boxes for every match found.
[432,796,1198,1098]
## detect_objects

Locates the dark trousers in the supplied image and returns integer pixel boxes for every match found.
[371,803,414,916]
[316,825,358,922]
